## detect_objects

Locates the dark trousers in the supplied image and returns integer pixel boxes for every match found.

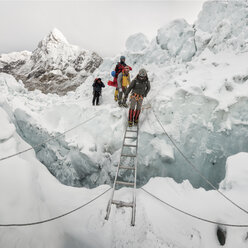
[93,91,100,105]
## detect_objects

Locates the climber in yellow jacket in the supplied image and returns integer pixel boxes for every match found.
[117,66,131,107]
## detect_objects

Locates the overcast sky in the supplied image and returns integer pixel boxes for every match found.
[0,0,205,57]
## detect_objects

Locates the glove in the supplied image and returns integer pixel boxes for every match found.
[119,88,122,93]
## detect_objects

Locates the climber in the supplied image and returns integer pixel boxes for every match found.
[124,68,150,127]
[113,56,132,101]
[117,66,131,107]
[92,78,105,106]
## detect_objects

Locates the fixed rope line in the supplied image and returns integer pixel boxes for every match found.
[0,187,111,227]
[0,113,98,162]
[141,187,248,227]
[146,99,248,216]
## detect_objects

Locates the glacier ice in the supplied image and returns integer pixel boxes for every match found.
[1,6,248,189]
[2,61,248,191]
[125,33,149,52]
[1,0,248,246]
[195,0,248,53]
[157,19,196,61]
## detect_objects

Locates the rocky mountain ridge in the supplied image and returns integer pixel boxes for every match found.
[0,28,102,95]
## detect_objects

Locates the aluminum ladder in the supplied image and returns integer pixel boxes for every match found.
[105,124,139,226]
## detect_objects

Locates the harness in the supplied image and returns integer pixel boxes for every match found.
[130,93,143,101]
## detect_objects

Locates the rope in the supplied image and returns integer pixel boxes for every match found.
[141,187,248,227]
[0,187,111,227]
[0,110,108,227]
[146,98,248,216]
[0,114,98,162]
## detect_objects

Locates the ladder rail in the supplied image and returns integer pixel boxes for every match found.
[131,125,138,226]
[105,124,139,226]
[105,126,129,220]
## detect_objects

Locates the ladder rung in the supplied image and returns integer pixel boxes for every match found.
[112,200,134,208]
[123,144,137,147]
[116,181,135,186]
[126,130,137,133]
[119,166,135,170]
[125,136,137,139]
[121,154,136,157]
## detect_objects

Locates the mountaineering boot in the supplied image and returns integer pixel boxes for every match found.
[128,109,134,124]
[134,119,138,126]
[128,121,133,127]
[118,102,123,107]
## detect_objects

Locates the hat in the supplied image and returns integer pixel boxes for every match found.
[138,68,147,77]
[95,78,101,82]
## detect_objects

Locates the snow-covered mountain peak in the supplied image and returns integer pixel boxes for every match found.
[0,29,103,95]
[0,51,31,63]
[38,28,69,49]
[49,28,69,44]
[36,28,76,58]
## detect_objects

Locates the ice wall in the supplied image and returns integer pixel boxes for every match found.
[12,108,116,188]
[5,88,248,190]
[195,0,248,53]
[123,0,248,65]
